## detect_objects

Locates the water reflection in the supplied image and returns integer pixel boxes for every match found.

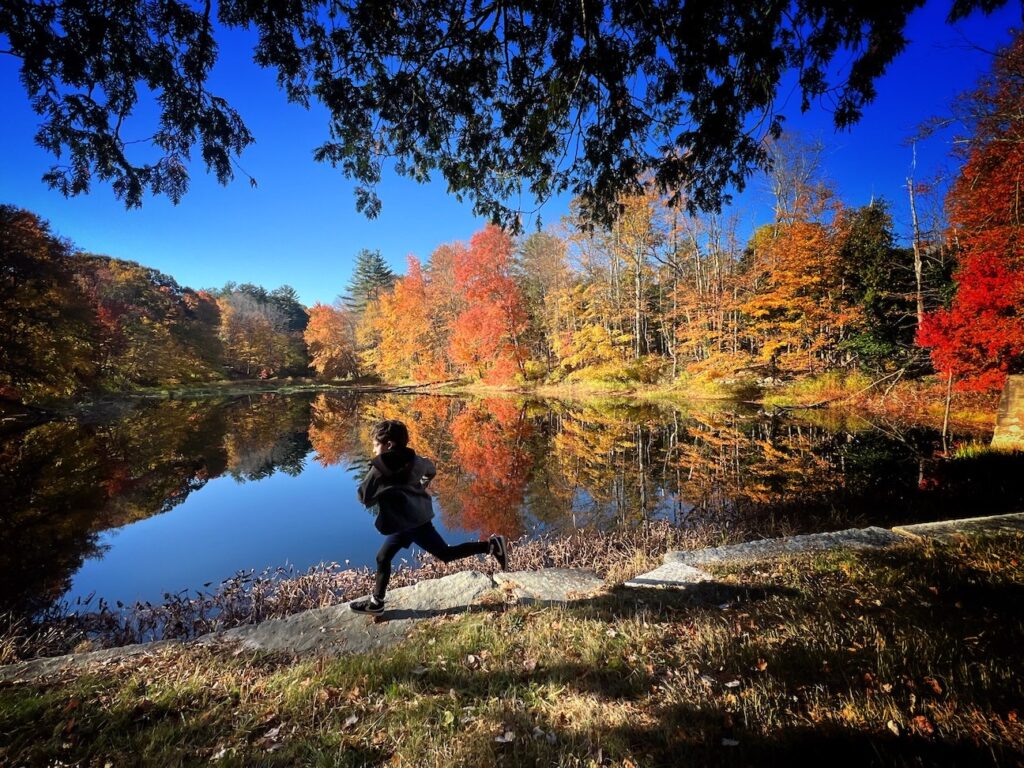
[1,392,1020,617]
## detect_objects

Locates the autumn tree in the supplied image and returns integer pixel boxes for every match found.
[304,303,359,379]
[218,290,290,378]
[448,226,529,383]
[663,202,746,377]
[368,257,449,382]
[515,231,573,374]
[741,140,859,375]
[74,256,225,386]
[919,31,1024,391]
[741,217,859,375]
[0,205,96,402]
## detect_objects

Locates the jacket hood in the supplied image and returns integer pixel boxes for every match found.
[371,446,417,479]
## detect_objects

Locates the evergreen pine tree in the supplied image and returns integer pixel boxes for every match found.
[342,249,395,314]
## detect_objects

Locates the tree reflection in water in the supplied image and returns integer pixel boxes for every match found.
[3,392,1022,620]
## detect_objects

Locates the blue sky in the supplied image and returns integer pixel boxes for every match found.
[0,1,1019,307]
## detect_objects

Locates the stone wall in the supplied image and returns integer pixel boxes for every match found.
[992,375,1024,449]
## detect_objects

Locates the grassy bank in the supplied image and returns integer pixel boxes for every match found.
[2,532,1021,767]
[445,372,1000,433]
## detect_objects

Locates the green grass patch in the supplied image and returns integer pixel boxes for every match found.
[761,371,876,408]
[950,440,1023,460]
[3,534,1023,766]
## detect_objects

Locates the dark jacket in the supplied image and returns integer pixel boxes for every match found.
[357,447,437,535]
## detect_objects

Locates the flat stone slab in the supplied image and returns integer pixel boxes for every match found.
[893,512,1024,543]
[201,570,495,655]
[0,640,180,683]
[665,526,903,567]
[1,572,496,682]
[494,569,605,604]
[625,562,714,589]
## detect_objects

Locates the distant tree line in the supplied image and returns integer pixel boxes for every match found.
[0,205,310,405]
[306,32,1024,395]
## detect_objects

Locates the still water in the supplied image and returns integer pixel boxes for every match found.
[2,391,1020,617]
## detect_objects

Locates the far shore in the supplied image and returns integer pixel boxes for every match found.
[2,372,999,436]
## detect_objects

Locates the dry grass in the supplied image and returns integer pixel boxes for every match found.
[2,533,1022,767]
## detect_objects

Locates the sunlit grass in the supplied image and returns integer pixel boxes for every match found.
[950,440,1022,460]
[3,533,1022,766]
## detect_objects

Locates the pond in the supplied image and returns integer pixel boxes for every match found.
[2,391,1021,619]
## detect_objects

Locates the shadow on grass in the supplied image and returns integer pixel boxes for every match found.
[3,539,1022,767]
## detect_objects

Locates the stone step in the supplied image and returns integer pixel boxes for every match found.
[664,526,903,567]
[624,562,713,589]
[494,569,605,604]
[892,512,1024,543]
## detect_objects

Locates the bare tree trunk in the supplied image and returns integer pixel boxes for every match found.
[634,252,643,359]
[908,145,925,329]
[942,370,954,453]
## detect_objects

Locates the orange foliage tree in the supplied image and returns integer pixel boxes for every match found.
[741,212,860,375]
[370,257,449,382]
[304,303,359,379]
[449,226,529,383]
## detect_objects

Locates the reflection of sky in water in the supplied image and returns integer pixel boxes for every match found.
[65,453,477,608]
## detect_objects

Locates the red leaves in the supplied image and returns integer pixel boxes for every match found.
[919,31,1024,392]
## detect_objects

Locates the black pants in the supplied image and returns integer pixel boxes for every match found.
[374,522,489,601]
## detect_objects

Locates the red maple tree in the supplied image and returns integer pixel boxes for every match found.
[918,31,1024,392]
[448,225,529,384]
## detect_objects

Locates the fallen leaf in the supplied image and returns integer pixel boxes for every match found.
[211,746,230,761]
[755,659,768,672]
[523,658,538,673]
[886,720,900,736]
[923,676,943,696]
[912,715,935,736]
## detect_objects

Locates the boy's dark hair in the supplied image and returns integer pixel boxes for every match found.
[372,419,409,448]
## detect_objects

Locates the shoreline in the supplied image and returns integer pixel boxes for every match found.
[4,512,1022,677]
[3,373,1000,433]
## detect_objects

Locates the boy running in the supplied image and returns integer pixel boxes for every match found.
[350,419,508,615]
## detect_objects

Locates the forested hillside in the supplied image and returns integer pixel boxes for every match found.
[0,205,309,404]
